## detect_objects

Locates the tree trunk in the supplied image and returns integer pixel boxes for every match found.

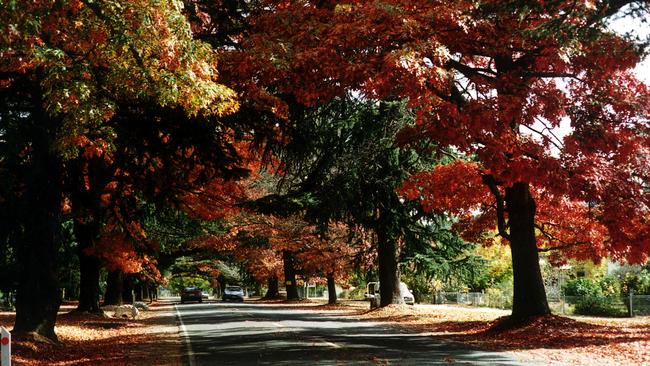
[264,276,279,299]
[149,285,157,301]
[377,227,403,307]
[326,272,337,305]
[506,182,550,319]
[143,284,150,302]
[13,213,62,341]
[73,219,101,313]
[283,251,299,300]
[12,105,63,342]
[134,282,143,301]
[122,275,134,304]
[104,271,123,305]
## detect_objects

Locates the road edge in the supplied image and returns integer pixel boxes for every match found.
[174,304,196,366]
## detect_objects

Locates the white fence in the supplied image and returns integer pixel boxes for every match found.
[434,292,486,306]
[432,291,650,317]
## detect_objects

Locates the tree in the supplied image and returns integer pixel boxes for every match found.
[396,2,650,318]
[239,0,650,319]
[1,0,239,341]
[255,97,443,306]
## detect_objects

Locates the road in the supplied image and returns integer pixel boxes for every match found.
[173,301,535,366]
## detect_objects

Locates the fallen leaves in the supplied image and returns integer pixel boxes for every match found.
[3,302,183,366]
[358,304,650,366]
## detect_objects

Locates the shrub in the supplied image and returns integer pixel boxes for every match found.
[563,278,627,317]
[599,276,621,297]
[573,296,627,317]
[563,278,602,297]
[485,287,512,309]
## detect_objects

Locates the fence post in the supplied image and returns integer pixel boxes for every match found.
[1,326,10,366]
[629,289,634,318]
[561,293,565,315]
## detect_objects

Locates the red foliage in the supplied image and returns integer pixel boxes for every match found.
[239,1,650,263]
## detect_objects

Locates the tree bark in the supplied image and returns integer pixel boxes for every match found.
[283,251,299,300]
[326,272,337,305]
[13,212,62,342]
[377,226,403,307]
[73,219,101,313]
[143,284,150,301]
[12,103,63,342]
[134,282,143,302]
[506,182,550,319]
[149,285,157,301]
[122,275,134,304]
[264,276,279,299]
[103,270,123,305]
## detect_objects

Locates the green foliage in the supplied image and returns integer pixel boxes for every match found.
[563,278,603,298]
[598,276,622,298]
[615,265,650,296]
[168,276,211,293]
[401,216,488,293]
[58,220,81,300]
[572,296,626,317]
[486,285,513,310]
[562,277,627,317]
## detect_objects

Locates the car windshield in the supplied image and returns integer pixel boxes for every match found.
[226,286,242,291]
[184,287,198,292]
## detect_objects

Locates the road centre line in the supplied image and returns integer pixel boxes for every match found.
[175,304,196,366]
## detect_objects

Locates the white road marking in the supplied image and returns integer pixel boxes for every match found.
[175,304,196,366]
[271,322,284,328]
[322,340,342,348]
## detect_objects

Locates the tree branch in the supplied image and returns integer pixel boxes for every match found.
[481,174,510,241]
[535,223,589,252]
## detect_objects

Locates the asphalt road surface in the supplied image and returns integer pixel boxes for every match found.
[174,301,534,366]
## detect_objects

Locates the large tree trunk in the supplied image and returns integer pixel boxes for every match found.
[13,112,63,342]
[282,251,299,300]
[13,215,62,342]
[506,182,550,319]
[264,276,280,299]
[377,226,403,307]
[326,272,337,305]
[104,270,124,305]
[73,219,101,313]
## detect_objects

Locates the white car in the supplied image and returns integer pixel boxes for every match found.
[222,286,245,302]
[365,281,415,306]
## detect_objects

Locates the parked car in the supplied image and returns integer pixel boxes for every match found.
[365,281,415,308]
[180,287,203,304]
[201,291,210,300]
[222,286,245,302]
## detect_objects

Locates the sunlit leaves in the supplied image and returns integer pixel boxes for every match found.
[1,0,239,158]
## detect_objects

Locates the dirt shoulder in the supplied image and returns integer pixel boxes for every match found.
[0,299,184,365]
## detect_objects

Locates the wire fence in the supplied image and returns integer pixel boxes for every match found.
[430,291,650,317]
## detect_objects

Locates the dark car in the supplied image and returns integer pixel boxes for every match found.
[180,287,203,303]
[222,286,245,302]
